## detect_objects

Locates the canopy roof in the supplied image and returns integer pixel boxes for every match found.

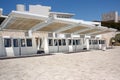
[0,11,116,35]
[1,11,47,30]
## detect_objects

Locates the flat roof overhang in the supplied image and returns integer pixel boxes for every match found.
[0,11,116,35]
[37,21,70,32]
[37,18,97,34]
[37,18,78,32]
[78,28,100,34]
[90,28,117,35]
[1,11,47,30]
[61,24,88,33]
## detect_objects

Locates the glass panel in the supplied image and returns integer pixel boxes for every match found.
[73,40,76,45]
[4,38,11,47]
[58,39,62,46]
[76,40,80,45]
[54,39,58,46]
[68,39,72,45]
[21,39,25,47]
[26,39,32,47]
[89,40,91,45]
[48,39,53,46]
[101,40,105,44]
[99,40,101,44]
[62,39,66,46]
[13,39,18,47]
[92,40,94,44]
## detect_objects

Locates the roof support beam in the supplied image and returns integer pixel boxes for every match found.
[54,24,79,33]
[29,17,54,32]
[73,24,95,34]
[73,27,92,34]
[88,30,105,35]
[88,27,109,35]
[1,16,13,29]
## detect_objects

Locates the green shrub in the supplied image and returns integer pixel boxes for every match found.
[115,33,120,43]
[110,34,120,46]
[101,22,120,31]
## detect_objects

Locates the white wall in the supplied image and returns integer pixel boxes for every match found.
[16,4,26,12]
[101,32,116,47]
[0,37,3,56]
[0,30,39,57]
[29,5,51,16]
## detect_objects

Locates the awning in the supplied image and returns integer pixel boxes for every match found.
[1,11,47,30]
[37,18,78,32]
[90,28,116,35]
[0,11,116,35]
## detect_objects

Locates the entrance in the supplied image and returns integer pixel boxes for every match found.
[35,37,43,51]
[58,39,68,52]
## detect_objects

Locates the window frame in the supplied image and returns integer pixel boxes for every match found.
[73,39,76,45]
[21,39,26,47]
[26,38,32,47]
[54,39,58,46]
[48,39,53,46]
[62,39,66,46]
[4,38,11,47]
[68,39,72,45]
[76,39,80,45]
[58,39,62,46]
[13,39,19,47]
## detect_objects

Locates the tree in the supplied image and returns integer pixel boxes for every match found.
[115,34,120,43]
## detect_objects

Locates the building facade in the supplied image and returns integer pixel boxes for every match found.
[0,4,116,57]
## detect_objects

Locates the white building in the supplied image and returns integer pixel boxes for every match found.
[102,11,120,22]
[0,4,116,57]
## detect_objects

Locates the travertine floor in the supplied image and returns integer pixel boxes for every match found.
[0,46,120,80]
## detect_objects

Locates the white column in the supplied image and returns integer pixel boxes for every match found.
[44,37,49,54]
[86,38,90,50]
[28,30,32,37]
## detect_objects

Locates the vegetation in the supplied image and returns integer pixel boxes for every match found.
[101,21,120,31]
[115,34,120,43]
[110,33,120,46]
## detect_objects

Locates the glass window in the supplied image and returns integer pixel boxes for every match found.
[92,40,97,45]
[21,39,26,47]
[99,40,101,44]
[26,39,32,47]
[13,39,18,47]
[101,40,105,44]
[68,39,72,45]
[94,40,98,44]
[92,40,95,45]
[4,38,11,47]
[73,40,76,45]
[62,39,66,46]
[48,39,53,46]
[89,40,92,45]
[54,39,58,46]
[76,40,80,45]
[58,39,62,46]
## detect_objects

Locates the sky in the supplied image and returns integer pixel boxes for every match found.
[0,0,120,21]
